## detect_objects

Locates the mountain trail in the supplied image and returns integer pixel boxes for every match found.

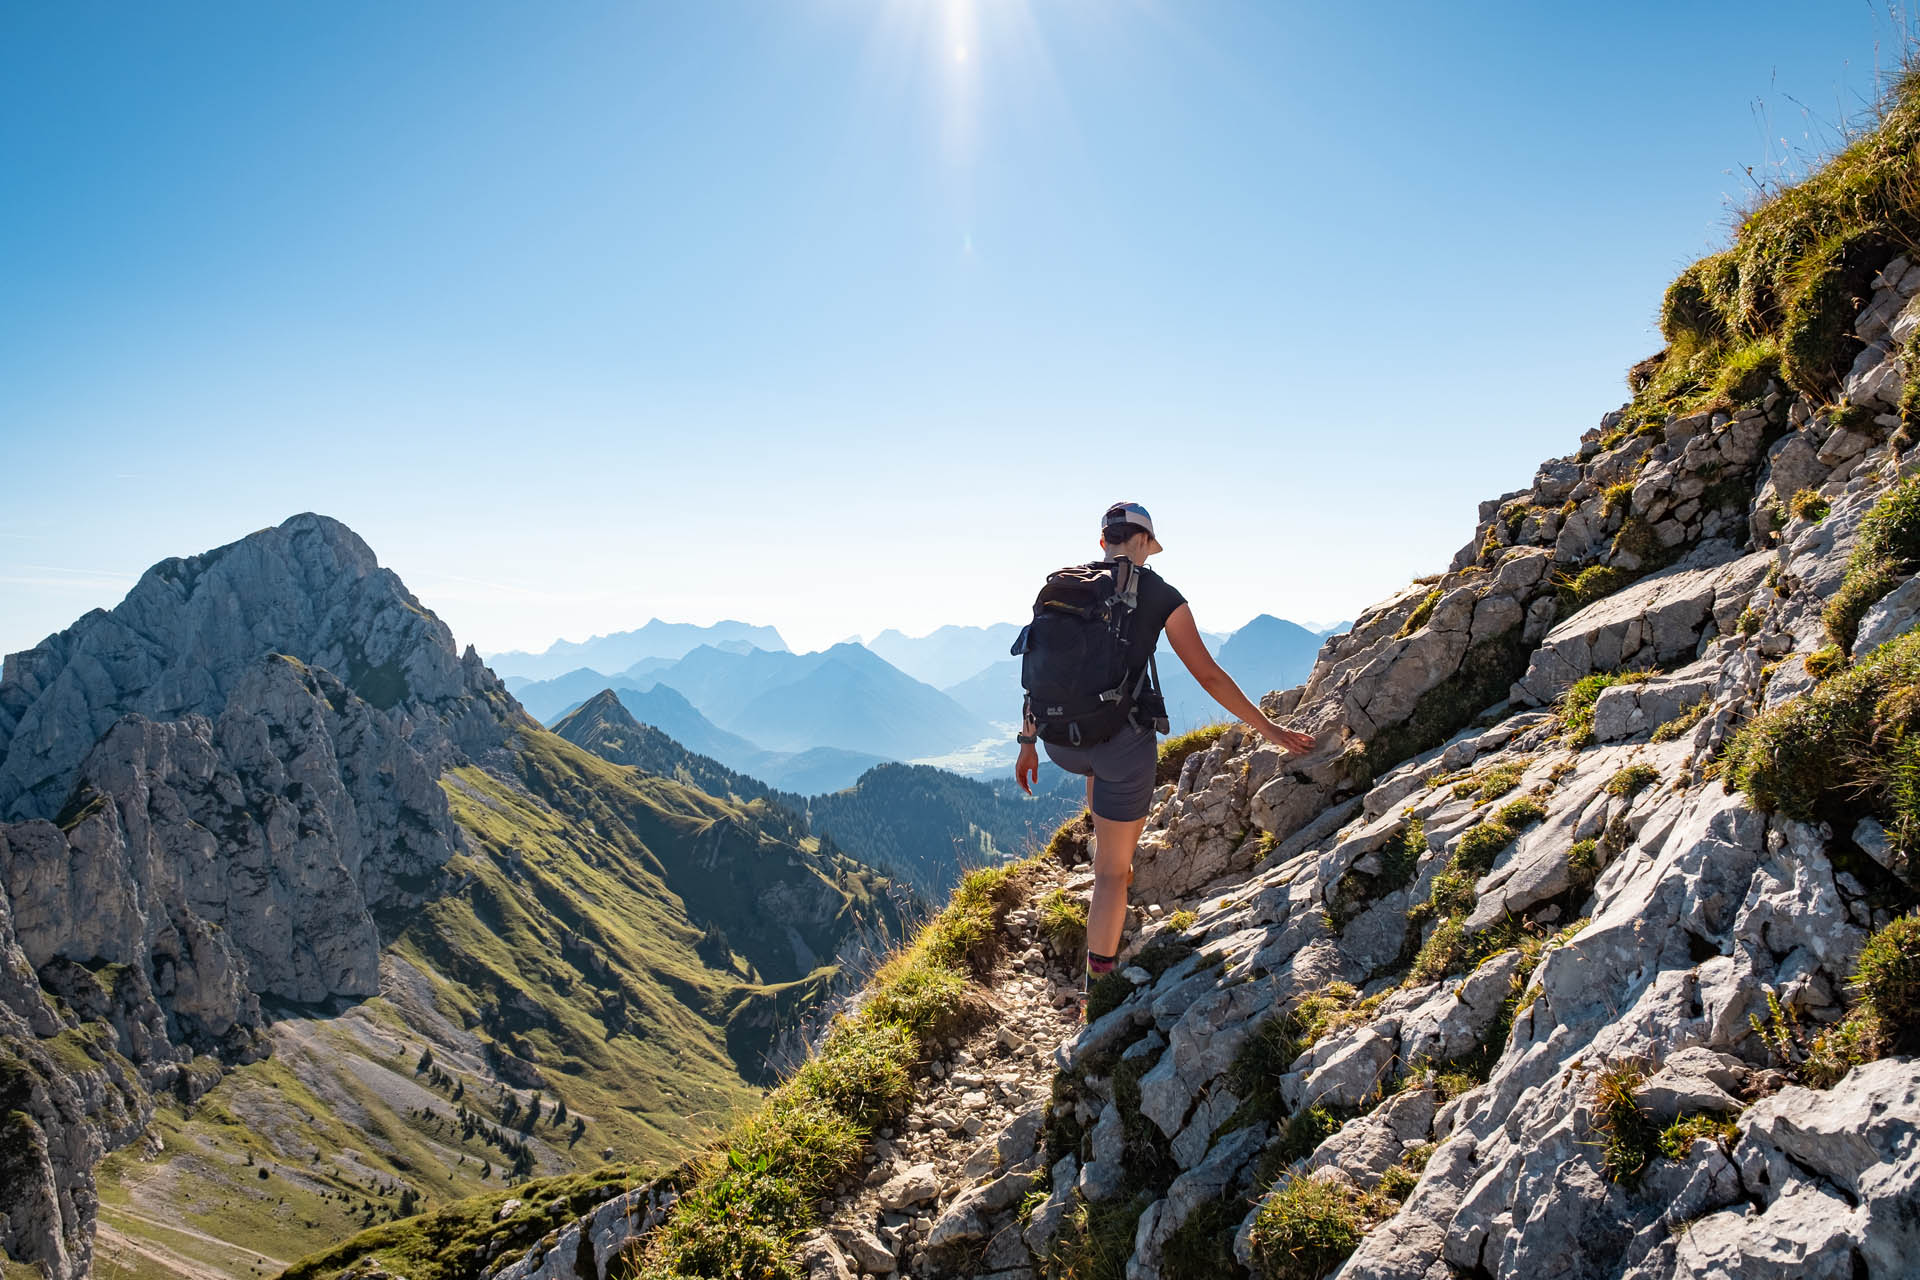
[802,856,1100,1280]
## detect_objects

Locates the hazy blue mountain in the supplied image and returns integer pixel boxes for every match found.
[611,687,884,793]
[484,619,788,682]
[617,654,680,681]
[638,642,989,761]
[1155,617,1314,730]
[614,685,767,765]
[866,623,1022,689]
[728,644,988,758]
[942,658,1024,724]
[640,644,819,723]
[1219,613,1324,697]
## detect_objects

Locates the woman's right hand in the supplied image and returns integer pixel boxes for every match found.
[1015,741,1040,794]
[1255,719,1316,755]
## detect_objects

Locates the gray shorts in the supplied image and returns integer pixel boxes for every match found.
[1044,721,1158,821]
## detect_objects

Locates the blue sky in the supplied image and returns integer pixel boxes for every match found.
[0,2,1906,660]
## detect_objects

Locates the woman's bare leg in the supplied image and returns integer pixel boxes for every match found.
[1088,811,1149,960]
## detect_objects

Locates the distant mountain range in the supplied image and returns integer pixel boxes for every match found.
[510,642,994,790]
[485,619,788,682]
[865,623,1021,689]
[644,642,983,757]
[498,610,1340,794]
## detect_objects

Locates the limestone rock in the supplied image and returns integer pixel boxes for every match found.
[877,1162,940,1211]
[1307,1085,1436,1188]
[1022,1155,1077,1256]
[1078,1102,1127,1201]
[839,1227,896,1274]
[1513,549,1769,706]
[1853,574,1920,657]
[796,1230,856,1280]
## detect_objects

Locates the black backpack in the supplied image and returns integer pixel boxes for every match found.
[1012,557,1168,748]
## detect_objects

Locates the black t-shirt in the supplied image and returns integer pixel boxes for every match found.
[1096,560,1186,680]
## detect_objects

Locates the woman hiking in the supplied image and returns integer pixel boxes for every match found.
[1013,501,1317,1008]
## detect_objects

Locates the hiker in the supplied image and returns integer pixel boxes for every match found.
[1013,501,1316,1002]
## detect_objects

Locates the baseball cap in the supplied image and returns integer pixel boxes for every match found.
[1102,501,1164,554]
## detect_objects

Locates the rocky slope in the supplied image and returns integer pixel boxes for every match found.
[399,108,1920,1280]
[0,515,904,1279]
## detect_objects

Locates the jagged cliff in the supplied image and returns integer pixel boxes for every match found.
[384,82,1920,1280]
[0,515,904,1279]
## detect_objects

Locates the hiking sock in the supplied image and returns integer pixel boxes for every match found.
[1085,950,1117,980]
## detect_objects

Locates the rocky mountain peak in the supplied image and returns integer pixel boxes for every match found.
[0,511,522,824]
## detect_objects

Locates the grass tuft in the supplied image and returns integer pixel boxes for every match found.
[1651,699,1710,743]
[1396,588,1443,639]
[1567,837,1601,889]
[1557,565,1633,617]
[1452,761,1526,804]
[1038,887,1089,956]
[1789,488,1832,522]
[1806,645,1847,680]
[1658,1112,1739,1160]
[1592,1062,1660,1187]
[1825,475,1920,652]
[1725,626,1920,850]
[1558,671,1655,747]
[1376,818,1426,894]
[1156,724,1232,786]
[1246,1175,1393,1280]
[1045,811,1093,866]
[1604,764,1661,799]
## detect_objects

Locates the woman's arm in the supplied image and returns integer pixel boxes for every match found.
[1165,604,1316,754]
[1015,699,1040,794]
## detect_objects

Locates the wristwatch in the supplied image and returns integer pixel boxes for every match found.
[1016,732,1037,745]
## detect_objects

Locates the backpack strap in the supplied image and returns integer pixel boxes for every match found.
[1109,556,1139,609]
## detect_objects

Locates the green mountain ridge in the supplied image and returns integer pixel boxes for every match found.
[554,687,1083,901]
